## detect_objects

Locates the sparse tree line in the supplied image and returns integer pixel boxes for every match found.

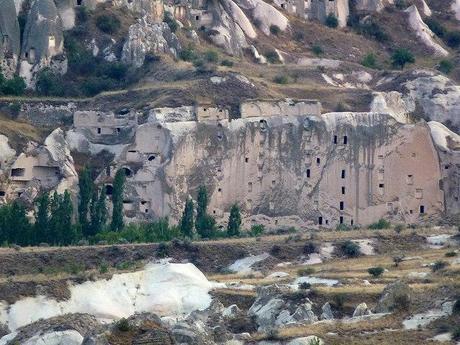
[0,166,245,247]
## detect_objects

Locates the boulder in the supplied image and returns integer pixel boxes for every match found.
[375,280,412,313]
[287,336,324,345]
[353,303,372,317]
[122,19,181,68]
[320,302,334,320]
[223,304,241,318]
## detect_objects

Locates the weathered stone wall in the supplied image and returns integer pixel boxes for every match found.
[240,99,321,118]
[98,111,448,229]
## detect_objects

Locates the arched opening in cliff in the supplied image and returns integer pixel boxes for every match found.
[105,184,113,196]
[77,0,82,5]
[123,167,133,177]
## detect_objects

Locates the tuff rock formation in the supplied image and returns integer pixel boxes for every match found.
[0,0,21,78]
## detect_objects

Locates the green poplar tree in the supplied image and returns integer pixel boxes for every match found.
[111,169,125,231]
[34,193,50,244]
[227,204,242,237]
[60,190,74,245]
[78,167,93,234]
[180,198,194,238]
[195,186,215,238]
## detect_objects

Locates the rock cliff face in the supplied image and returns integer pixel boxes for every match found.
[19,0,66,87]
[58,103,455,229]
[0,0,21,79]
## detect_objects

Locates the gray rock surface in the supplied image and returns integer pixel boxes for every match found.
[352,302,372,317]
[0,0,21,78]
[375,280,412,313]
[320,302,334,320]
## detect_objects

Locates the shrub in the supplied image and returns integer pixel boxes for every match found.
[299,281,311,289]
[333,293,346,310]
[0,76,26,96]
[116,318,131,332]
[340,240,361,257]
[95,14,121,34]
[250,224,265,237]
[425,18,445,37]
[445,31,460,48]
[445,251,457,257]
[204,50,219,63]
[393,255,404,267]
[312,44,323,56]
[438,60,454,74]
[221,59,233,67]
[453,299,460,315]
[369,218,391,230]
[395,0,406,9]
[357,20,388,42]
[394,224,405,234]
[99,262,109,274]
[179,47,197,61]
[361,53,377,69]
[297,267,315,276]
[156,242,170,258]
[265,50,281,64]
[76,7,89,23]
[303,242,318,255]
[431,260,448,272]
[368,266,384,277]
[452,326,460,341]
[103,63,128,80]
[270,244,281,256]
[270,25,281,35]
[273,75,289,84]
[336,223,351,231]
[36,68,64,96]
[391,48,415,69]
[325,13,339,28]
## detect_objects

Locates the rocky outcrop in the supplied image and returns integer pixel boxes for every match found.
[19,0,66,87]
[54,0,77,30]
[352,302,372,317]
[405,5,448,57]
[234,0,289,35]
[0,0,21,78]
[320,302,334,320]
[122,19,181,67]
[248,285,318,330]
[355,0,393,12]
[375,280,412,313]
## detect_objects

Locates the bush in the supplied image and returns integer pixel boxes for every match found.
[204,50,219,63]
[299,282,311,289]
[391,48,415,69]
[36,68,64,96]
[297,267,315,276]
[445,31,460,48]
[273,75,289,84]
[0,76,26,96]
[312,44,323,56]
[325,13,339,28]
[270,244,281,256]
[303,242,318,255]
[221,59,234,67]
[270,24,281,35]
[438,60,454,74]
[95,14,121,34]
[99,262,109,274]
[356,20,389,42]
[369,218,391,230]
[294,31,305,41]
[445,251,457,257]
[431,260,448,272]
[340,240,361,257]
[336,223,351,231]
[425,18,445,37]
[116,318,131,332]
[368,266,384,277]
[265,50,281,64]
[452,326,460,341]
[156,242,170,258]
[361,53,377,69]
[394,224,405,234]
[453,299,460,315]
[333,293,346,310]
[179,47,197,62]
[395,0,406,9]
[393,255,404,267]
[250,224,265,237]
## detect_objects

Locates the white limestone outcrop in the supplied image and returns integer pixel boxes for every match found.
[405,5,448,57]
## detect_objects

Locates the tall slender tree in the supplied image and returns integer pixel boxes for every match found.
[180,198,194,238]
[34,192,50,244]
[111,169,125,231]
[227,204,242,237]
[78,167,93,233]
[60,190,74,245]
[195,186,215,238]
